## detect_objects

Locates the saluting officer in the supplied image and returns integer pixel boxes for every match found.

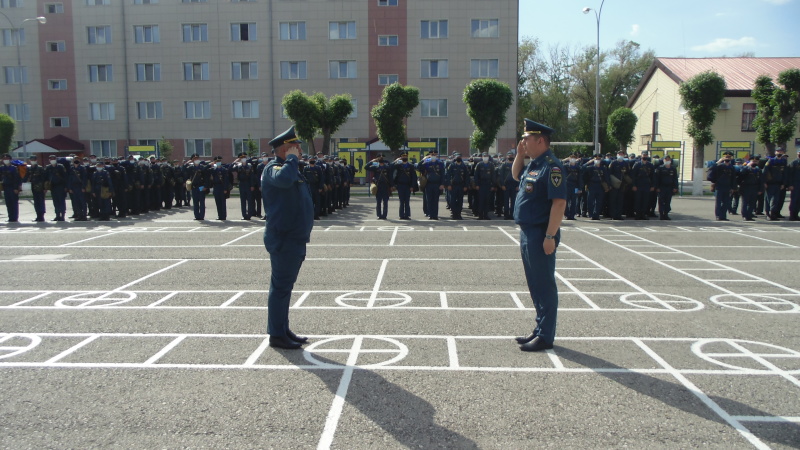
[583,154,610,221]
[497,151,519,220]
[0,154,22,223]
[262,125,314,350]
[25,155,47,222]
[418,150,446,220]
[708,153,735,221]
[210,156,231,221]
[763,148,789,220]
[233,153,256,220]
[513,119,566,352]
[445,154,470,220]
[302,156,324,220]
[631,154,655,220]
[473,152,496,220]
[91,159,115,221]
[654,155,679,220]
[738,158,762,221]
[393,152,417,220]
[607,150,630,220]
[45,155,68,221]
[367,156,393,220]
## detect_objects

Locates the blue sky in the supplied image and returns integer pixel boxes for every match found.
[518,0,800,57]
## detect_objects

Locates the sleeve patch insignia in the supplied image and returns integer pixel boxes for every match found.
[550,170,562,187]
[525,182,534,193]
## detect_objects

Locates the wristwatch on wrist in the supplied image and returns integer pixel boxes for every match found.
[545,234,555,240]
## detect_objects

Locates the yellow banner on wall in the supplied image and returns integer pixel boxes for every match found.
[407,150,422,165]
[337,151,351,164]
[353,151,367,177]
[650,141,682,149]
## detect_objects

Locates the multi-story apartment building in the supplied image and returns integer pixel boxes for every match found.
[1,0,518,160]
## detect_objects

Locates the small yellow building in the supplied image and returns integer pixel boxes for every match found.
[626,57,800,185]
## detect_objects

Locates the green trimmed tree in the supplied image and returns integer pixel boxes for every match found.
[678,71,726,195]
[158,136,173,161]
[606,107,637,153]
[752,68,800,156]
[282,90,354,155]
[371,83,420,153]
[0,113,15,153]
[463,79,513,152]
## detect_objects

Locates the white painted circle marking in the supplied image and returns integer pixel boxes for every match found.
[710,294,800,313]
[0,334,42,360]
[303,336,409,368]
[692,339,800,371]
[54,291,138,308]
[619,293,704,311]
[335,291,412,308]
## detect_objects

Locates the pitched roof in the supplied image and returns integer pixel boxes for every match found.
[33,134,85,151]
[627,57,800,107]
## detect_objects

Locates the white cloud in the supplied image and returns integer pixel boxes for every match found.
[760,0,791,4]
[690,36,757,53]
[630,24,640,37]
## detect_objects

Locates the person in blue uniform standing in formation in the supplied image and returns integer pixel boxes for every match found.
[262,125,314,350]
[24,155,47,222]
[91,159,115,221]
[738,157,763,221]
[418,150,446,220]
[473,152,496,220]
[708,152,735,221]
[445,154,470,220]
[210,156,231,220]
[512,119,567,352]
[607,150,630,221]
[630,154,655,220]
[654,155,679,220]
[44,155,68,221]
[563,153,582,221]
[583,154,610,221]
[763,147,789,221]
[497,151,519,220]
[367,156,393,220]
[0,154,22,223]
[67,158,88,221]
[232,153,256,220]
[302,156,324,220]
[392,152,417,220]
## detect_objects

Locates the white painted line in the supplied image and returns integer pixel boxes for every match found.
[293,291,311,308]
[111,260,188,292]
[317,336,362,450]
[439,292,448,309]
[220,292,245,308]
[497,226,520,245]
[144,336,186,365]
[389,227,399,246]
[555,272,601,310]
[221,228,261,246]
[59,231,120,247]
[447,336,460,368]
[13,254,70,260]
[367,260,389,308]
[8,291,53,307]
[726,340,800,389]
[546,349,564,369]
[45,335,100,363]
[732,416,800,423]
[510,292,526,309]
[244,337,271,366]
[147,292,178,308]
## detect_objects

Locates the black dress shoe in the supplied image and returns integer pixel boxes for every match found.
[287,330,308,343]
[269,336,302,350]
[519,336,554,352]
[515,332,536,344]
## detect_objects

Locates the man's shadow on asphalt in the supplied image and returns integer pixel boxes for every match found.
[278,350,479,449]
[556,346,800,448]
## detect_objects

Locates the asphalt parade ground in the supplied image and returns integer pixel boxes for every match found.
[1,193,799,449]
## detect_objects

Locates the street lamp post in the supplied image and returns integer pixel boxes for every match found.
[0,12,46,158]
[583,1,604,155]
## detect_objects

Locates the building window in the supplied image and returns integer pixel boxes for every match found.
[135,63,161,81]
[652,111,659,138]
[86,0,109,5]
[231,23,256,41]
[2,28,24,46]
[89,102,115,120]
[185,101,210,119]
[378,74,398,85]
[1,0,24,7]
[233,138,259,156]
[421,20,447,39]
[421,60,448,78]
[46,41,66,52]
[329,21,356,40]
[378,0,397,5]
[378,35,398,46]
[4,66,27,84]
[5,104,29,121]
[182,24,208,42]
[138,139,157,148]
[470,59,498,78]
[183,62,209,81]
[280,61,307,80]
[50,117,69,127]
[91,140,117,157]
[88,64,112,82]
[741,103,757,132]
[329,61,356,79]
[137,101,163,119]
[182,0,206,3]
[186,139,211,157]
[134,0,157,4]
[280,22,305,40]
[421,99,447,117]
[232,100,259,119]
[48,79,67,90]
[45,3,64,13]
[232,62,258,80]
[88,26,112,44]
[471,19,499,37]
[134,25,160,43]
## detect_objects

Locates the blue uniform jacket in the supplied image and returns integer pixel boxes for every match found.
[262,154,314,251]
[514,149,567,226]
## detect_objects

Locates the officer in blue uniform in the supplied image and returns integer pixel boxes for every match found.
[392,152,417,220]
[233,153,256,220]
[708,153,735,221]
[763,148,789,220]
[654,155,679,220]
[583,154,610,220]
[366,156,393,219]
[445,154,470,220]
[91,160,115,221]
[302,156,324,220]
[473,152,496,220]
[67,158,88,221]
[737,158,762,221]
[0,154,22,223]
[497,151,519,220]
[607,150,630,220]
[25,155,47,222]
[630,155,655,220]
[45,155,68,221]
[210,156,231,220]
[262,125,314,350]
[513,119,567,352]
[418,150,446,220]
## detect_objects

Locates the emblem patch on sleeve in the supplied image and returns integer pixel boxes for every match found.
[525,182,534,193]
[550,167,562,187]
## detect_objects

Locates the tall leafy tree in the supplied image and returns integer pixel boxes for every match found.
[517,38,574,140]
[753,68,800,156]
[158,136,173,161]
[678,70,726,195]
[463,79,513,152]
[282,90,353,155]
[371,83,420,153]
[606,107,637,152]
[0,113,15,153]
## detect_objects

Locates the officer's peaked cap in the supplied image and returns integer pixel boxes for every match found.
[269,125,303,149]
[522,118,554,138]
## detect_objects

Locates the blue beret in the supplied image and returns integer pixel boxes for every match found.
[522,118,554,137]
[269,125,303,149]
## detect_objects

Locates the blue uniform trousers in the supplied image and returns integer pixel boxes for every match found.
[657,188,673,217]
[565,183,578,219]
[587,183,605,219]
[715,188,731,219]
[69,187,87,219]
[741,186,758,220]
[477,184,492,218]
[309,185,321,218]
[396,184,411,218]
[240,186,254,219]
[191,187,206,219]
[3,189,19,221]
[765,184,783,218]
[789,185,800,219]
[213,187,227,220]
[502,183,517,218]
[449,185,465,217]
[424,184,441,219]
[634,182,651,216]
[520,225,560,344]
[609,187,625,219]
[266,240,306,338]
[375,186,390,219]
[51,186,67,218]
[32,191,46,221]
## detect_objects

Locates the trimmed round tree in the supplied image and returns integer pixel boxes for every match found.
[371,83,420,154]
[606,107,637,153]
[463,79,513,153]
